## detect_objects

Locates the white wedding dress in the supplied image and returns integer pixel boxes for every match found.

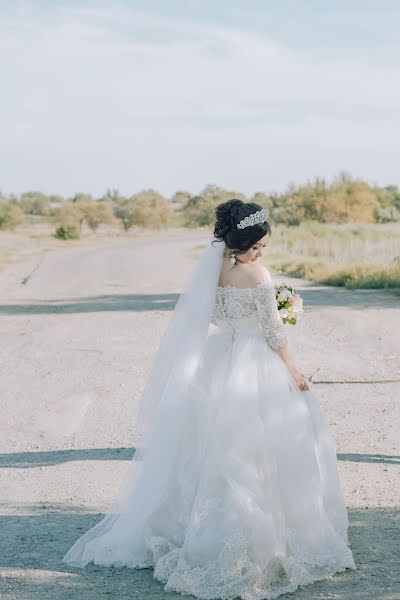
[63,268,356,599]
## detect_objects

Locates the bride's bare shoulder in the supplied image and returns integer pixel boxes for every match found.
[219,263,272,288]
[245,264,272,286]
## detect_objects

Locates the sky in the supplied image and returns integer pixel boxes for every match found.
[1,0,400,198]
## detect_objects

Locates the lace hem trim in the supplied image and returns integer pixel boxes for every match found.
[140,529,356,600]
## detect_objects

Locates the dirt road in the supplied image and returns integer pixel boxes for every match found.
[1,233,399,599]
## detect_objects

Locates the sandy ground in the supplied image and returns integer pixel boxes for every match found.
[0,231,399,600]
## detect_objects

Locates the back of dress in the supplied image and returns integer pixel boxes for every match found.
[211,276,289,350]
[63,240,355,599]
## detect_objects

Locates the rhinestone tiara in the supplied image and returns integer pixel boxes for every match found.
[236,208,269,229]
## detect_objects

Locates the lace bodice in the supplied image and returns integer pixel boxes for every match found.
[211,280,288,350]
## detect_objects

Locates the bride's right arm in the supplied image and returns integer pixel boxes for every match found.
[252,276,308,390]
[272,343,308,390]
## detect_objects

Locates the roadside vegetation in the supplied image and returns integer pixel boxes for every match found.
[1,172,399,289]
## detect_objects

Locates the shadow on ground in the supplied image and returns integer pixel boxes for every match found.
[0,506,399,600]
[0,448,137,468]
[0,294,180,315]
[1,448,399,469]
[0,284,399,316]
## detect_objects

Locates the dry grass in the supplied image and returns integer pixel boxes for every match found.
[1,220,399,290]
[0,220,208,273]
[266,222,400,289]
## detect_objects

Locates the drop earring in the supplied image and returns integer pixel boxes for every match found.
[230,252,236,266]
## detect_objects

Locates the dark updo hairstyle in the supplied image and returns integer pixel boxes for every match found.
[212,199,271,255]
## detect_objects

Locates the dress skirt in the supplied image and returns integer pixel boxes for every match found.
[63,316,356,600]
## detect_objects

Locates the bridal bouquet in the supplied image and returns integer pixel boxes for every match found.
[275,283,304,325]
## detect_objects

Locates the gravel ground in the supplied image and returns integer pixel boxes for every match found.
[0,232,399,600]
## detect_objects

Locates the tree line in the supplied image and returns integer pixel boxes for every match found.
[1,172,399,236]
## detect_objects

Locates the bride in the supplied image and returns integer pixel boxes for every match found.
[63,199,356,599]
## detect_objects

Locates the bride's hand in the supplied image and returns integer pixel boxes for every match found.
[292,369,309,391]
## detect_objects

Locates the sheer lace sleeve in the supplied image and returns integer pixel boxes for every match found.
[253,281,288,350]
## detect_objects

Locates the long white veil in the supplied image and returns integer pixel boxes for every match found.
[63,235,226,567]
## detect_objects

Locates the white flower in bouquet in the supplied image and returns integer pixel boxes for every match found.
[275,283,304,325]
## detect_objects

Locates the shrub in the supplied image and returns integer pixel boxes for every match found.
[54,225,80,240]
[375,206,400,223]
[81,201,115,232]
[120,191,172,229]
[182,195,217,227]
[0,202,24,230]
[182,185,247,227]
[54,203,84,229]
[19,192,50,215]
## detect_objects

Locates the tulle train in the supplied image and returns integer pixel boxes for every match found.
[63,319,355,600]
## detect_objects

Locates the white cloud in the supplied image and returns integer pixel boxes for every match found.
[0,2,399,196]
